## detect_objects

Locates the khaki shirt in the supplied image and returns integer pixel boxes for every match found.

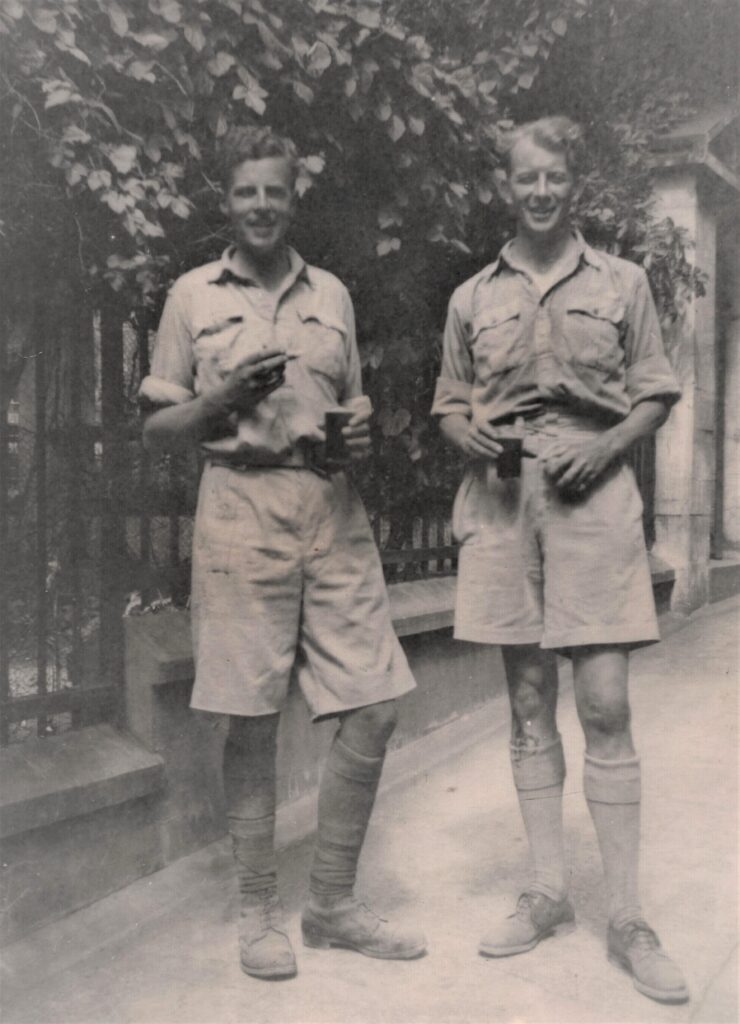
[140,247,365,458]
[432,232,681,426]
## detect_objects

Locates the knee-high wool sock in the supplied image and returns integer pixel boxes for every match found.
[223,732,278,898]
[511,735,568,901]
[309,735,385,898]
[583,753,642,928]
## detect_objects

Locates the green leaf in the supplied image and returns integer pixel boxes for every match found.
[302,154,325,174]
[552,16,567,37]
[233,84,267,115]
[30,8,57,33]
[102,190,129,213]
[293,81,314,104]
[517,71,535,90]
[376,235,401,257]
[151,0,182,25]
[350,5,381,30]
[106,144,138,174]
[129,31,174,51]
[44,88,73,109]
[2,0,24,19]
[388,115,405,141]
[108,3,129,36]
[128,60,157,82]
[184,23,206,52]
[88,169,112,191]
[207,51,235,76]
[63,126,91,144]
[408,115,424,136]
[306,40,332,76]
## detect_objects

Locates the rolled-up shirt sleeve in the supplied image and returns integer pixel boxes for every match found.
[623,269,681,410]
[431,290,474,418]
[139,280,196,408]
[338,285,364,405]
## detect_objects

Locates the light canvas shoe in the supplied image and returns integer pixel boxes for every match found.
[607,919,689,1004]
[479,891,575,957]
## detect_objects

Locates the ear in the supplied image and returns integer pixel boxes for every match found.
[494,167,512,207]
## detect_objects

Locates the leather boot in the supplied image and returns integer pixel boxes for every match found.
[239,888,297,980]
[302,894,426,960]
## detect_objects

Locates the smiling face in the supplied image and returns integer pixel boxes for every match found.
[499,136,578,245]
[221,157,295,263]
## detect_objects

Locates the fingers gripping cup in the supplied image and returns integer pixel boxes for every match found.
[496,437,525,479]
[324,409,355,462]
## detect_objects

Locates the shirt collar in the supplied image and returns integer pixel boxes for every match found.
[485,229,602,281]
[209,245,312,289]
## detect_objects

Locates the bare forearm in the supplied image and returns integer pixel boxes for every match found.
[601,399,670,460]
[142,394,231,452]
[439,413,471,453]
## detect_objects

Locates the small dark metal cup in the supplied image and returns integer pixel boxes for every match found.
[324,409,354,461]
[494,437,524,479]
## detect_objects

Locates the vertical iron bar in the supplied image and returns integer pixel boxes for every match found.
[137,313,152,568]
[35,337,48,736]
[99,301,126,716]
[68,296,87,727]
[0,333,10,745]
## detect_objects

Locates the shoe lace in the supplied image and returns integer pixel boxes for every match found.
[621,919,661,953]
[511,892,537,921]
[350,898,388,926]
[251,889,286,936]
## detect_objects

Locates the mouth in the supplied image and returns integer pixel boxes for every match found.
[527,207,557,221]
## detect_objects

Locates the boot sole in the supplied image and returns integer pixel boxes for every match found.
[479,918,576,958]
[302,927,426,960]
[607,953,690,1004]
[240,960,297,980]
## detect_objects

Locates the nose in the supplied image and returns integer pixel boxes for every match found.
[535,173,550,198]
[255,186,271,209]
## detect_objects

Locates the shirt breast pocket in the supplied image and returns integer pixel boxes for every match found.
[563,294,625,372]
[295,307,346,386]
[470,302,524,379]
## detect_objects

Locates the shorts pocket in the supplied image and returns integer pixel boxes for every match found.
[194,471,240,573]
[451,471,477,544]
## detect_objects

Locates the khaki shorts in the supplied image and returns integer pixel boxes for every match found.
[189,464,415,718]
[452,413,659,651]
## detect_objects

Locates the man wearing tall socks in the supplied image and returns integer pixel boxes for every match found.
[432,116,688,1004]
[141,125,424,980]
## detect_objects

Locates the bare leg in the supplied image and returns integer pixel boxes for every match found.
[503,645,567,900]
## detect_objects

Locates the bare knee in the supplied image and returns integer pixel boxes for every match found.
[503,647,558,743]
[340,700,398,753]
[579,693,631,740]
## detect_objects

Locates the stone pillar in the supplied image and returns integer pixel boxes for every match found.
[651,169,717,613]
[720,223,740,549]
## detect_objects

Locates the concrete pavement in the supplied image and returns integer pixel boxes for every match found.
[2,595,737,1024]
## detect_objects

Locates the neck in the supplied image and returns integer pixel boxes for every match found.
[236,244,291,291]
[513,226,575,270]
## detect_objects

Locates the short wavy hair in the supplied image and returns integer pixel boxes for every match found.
[499,116,587,178]
[219,126,299,191]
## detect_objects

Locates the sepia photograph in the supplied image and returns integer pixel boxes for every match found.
[0,0,737,1021]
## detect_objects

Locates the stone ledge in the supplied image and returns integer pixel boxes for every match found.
[0,724,164,839]
[124,561,675,689]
